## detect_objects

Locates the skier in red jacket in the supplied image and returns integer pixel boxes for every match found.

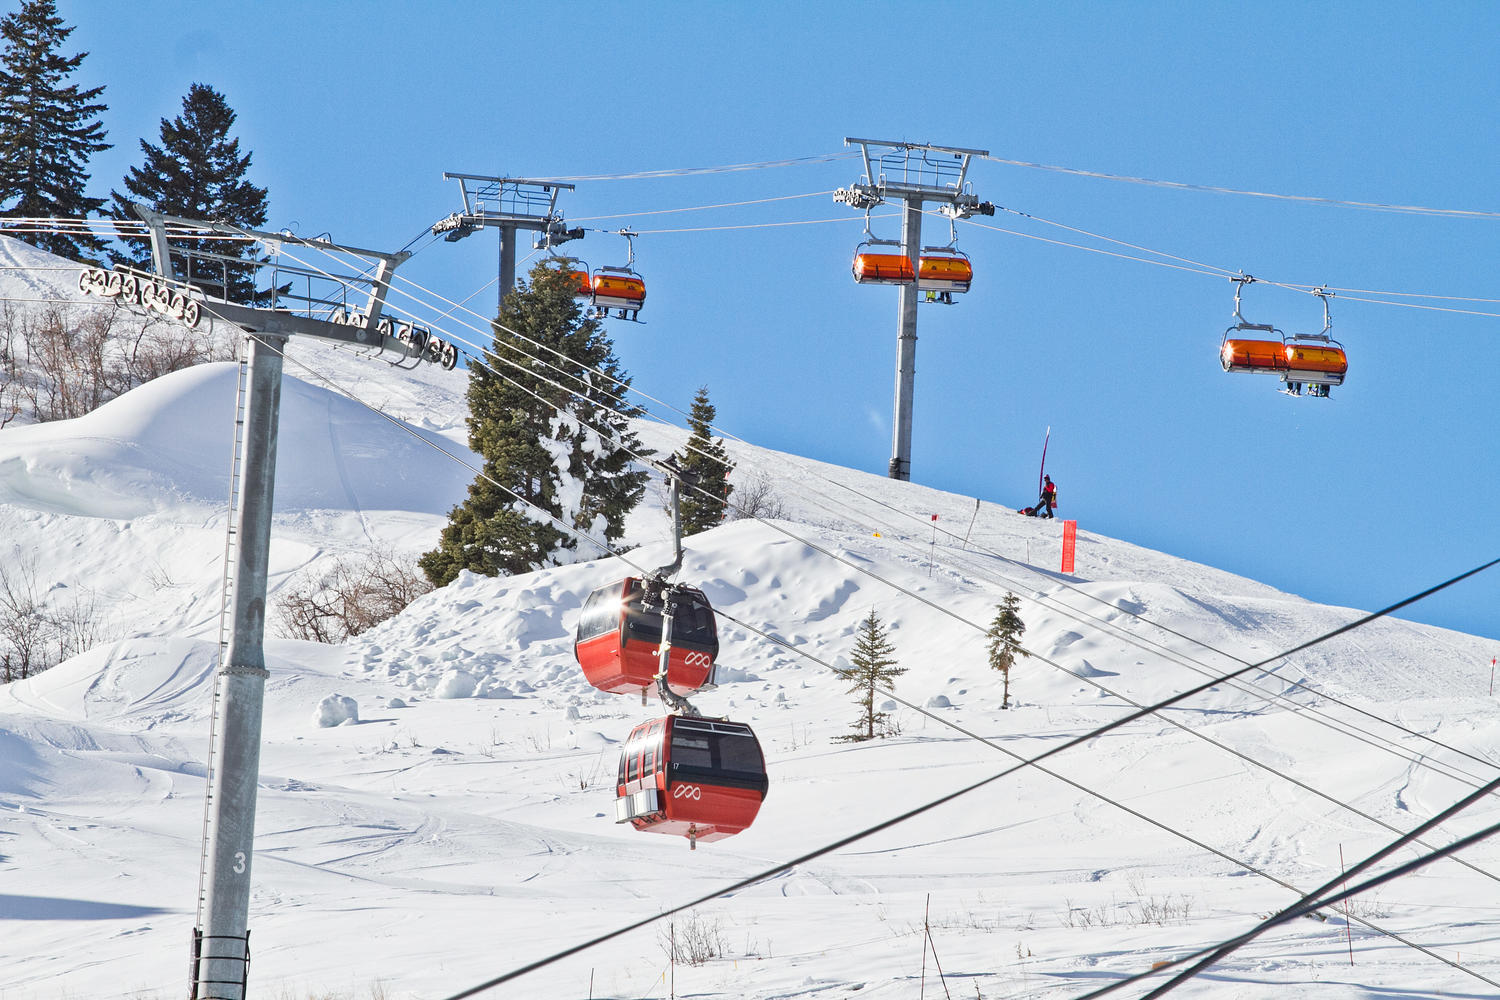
[1034,475,1057,519]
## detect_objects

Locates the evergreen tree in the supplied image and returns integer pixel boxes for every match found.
[108,83,269,302]
[0,0,109,260]
[986,592,1028,709]
[673,384,733,534]
[420,262,650,586]
[835,610,907,742]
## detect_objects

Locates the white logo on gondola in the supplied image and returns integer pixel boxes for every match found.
[673,784,703,800]
[682,651,712,668]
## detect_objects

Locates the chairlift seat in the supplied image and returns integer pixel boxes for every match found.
[592,269,646,310]
[916,253,973,293]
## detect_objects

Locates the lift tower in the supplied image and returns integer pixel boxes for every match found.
[432,173,584,313]
[80,210,457,1000]
[835,138,993,481]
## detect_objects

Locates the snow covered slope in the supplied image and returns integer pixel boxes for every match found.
[1,245,1498,999]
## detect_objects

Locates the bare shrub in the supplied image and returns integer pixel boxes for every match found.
[51,587,109,662]
[1130,894,1194,926]
[0,380,20,428]
[729,470,788,521]
[1057,891,1195,930]
[16,301,114,420]
[0,554,51,681]
[659,912,726,966]
[115,311,232,385]
[275,547,433,644]
[563,750,608,791]
[0,300,233,425]
[0,309,20,427]
[0,552,109,681]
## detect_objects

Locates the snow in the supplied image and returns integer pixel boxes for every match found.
[2,239,1499,999]
[312,693,359,728]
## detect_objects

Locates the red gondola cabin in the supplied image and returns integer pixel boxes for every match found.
[615,716,768,845]
[575,578,718,696]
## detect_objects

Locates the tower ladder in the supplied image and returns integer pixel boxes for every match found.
[194,347,251,929]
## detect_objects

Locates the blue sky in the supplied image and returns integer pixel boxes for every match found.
[57,1,1499,643]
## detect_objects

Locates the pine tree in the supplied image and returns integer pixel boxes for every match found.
[108,83,269,302]
[0,0,109,260]
[420,261,651,586]
[835,610,907,742]
[673,385,733,534]
[986,592,1028,709]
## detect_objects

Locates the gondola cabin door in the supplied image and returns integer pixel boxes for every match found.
[574,578,719,696]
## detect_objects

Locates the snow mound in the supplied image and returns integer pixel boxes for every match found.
[312,693,359,727]
[0,361,478,516]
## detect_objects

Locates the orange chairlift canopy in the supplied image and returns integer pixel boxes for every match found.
[852,237,914,285]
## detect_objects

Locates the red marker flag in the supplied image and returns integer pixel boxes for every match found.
[1061,519,1077,574]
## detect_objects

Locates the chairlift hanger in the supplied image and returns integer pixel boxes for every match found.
[1220,274,1287,376]
[851,208,913,284]
[1281,288,1346,397]
[914,215,973,302]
